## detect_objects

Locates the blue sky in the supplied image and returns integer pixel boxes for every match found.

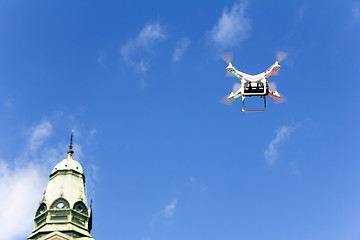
[0,0,359,239]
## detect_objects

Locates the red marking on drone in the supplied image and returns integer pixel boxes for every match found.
[268,92,275,98]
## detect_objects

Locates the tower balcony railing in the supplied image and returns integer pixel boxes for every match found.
[34,208,89,230]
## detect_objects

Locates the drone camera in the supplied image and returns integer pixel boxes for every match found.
[244,82,265,94]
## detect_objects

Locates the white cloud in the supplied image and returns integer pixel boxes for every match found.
[189,176,207,192]
[85,163,100,203]
[173,37,190,62]
[139,59,149,74]
[298,7,304,21]
[97,51,104,66]
[163,199,177,216]
[352,7,360,20]
[206,1,251,50]
[0,160,48,240]
[72,143,84,161]
[120,23,166,74]
[137,24,166,46]
[0,120,57,240]
[189,176,195,183]
[27,120,52,153]
[4,98,14,109]
[140,78,146,89]
[289,161,301,176]
[264,125,296,165]
[89,128,97,137]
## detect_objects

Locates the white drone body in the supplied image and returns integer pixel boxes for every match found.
[224,57,286,112]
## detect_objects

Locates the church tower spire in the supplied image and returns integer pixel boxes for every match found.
[67,130,74,158]
[28,133,95,240]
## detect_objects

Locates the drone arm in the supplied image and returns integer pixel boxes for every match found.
[267,89,281,100]
[226,64,243,80]
[264,61,281,79]
[264,69,277,78]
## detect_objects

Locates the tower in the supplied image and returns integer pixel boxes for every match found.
[28,135,95,240]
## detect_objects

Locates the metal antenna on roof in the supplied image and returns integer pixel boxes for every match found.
[70,130,74,149]
[67,130,74,158]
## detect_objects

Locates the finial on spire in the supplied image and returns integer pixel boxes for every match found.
[67,130,74,158]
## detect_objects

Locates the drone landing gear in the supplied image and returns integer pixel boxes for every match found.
[242,95,266,112]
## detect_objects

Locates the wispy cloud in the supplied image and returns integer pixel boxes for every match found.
[264,125,296,165]
[344,5,360,29]
[173,37,190,62]
[352,7,360,20]
[298,6,305,22]
[150,198,177,226]
[140,78,146,89]
[289,161,301,176]
[189,176,195,184]
[97,51,105,66]
[85,162,100,205]
[206,1,251,50]
[72,143,84,161]
[189,176,207,192]
[120,23,166,74]
[89,128,97,137]
[27,120,52,153]
[4,98,14,109]
[136,24,166,46]
[163,199,177,217]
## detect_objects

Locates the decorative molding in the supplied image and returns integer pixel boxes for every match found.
[50,197,70,209]
[35,231,73,240]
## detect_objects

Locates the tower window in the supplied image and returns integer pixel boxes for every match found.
[50,197,70,209]
[73,201,88,216]
[35,203,48,217]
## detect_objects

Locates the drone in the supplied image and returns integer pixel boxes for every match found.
[221,52,288,112]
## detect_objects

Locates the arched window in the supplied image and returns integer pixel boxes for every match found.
[73,201,88,215]
[50,197,70,209]
[35,203,47,217]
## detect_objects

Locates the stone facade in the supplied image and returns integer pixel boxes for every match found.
[28,147,95,240]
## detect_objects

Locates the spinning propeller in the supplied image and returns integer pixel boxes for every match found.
[220,96,233,105]
[222,51,288,64]
[221,52,233,64]
[268,82,277,92]
[268,82,287,104]
[273,51,288,76]
[221,52,235,77]
[276,51,288,63]
[220,83,242,105]
[232,82,242,93]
